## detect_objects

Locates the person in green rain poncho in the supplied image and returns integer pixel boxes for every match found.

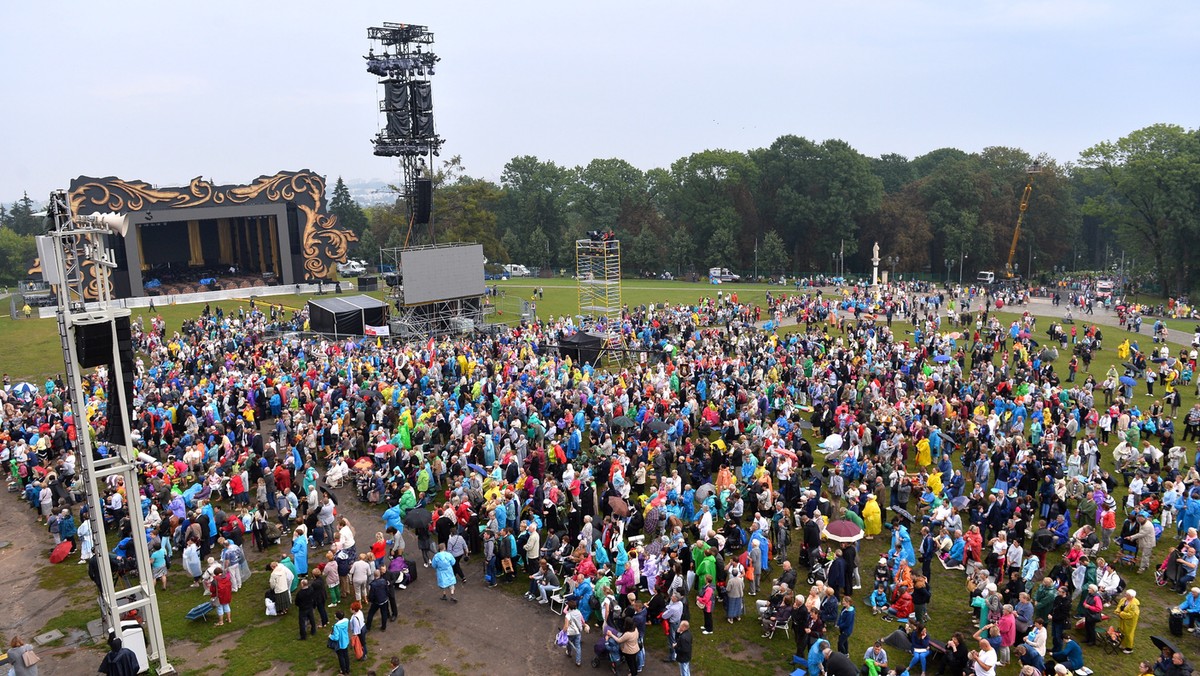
[416,457,431,494]
[693,542,716,593]
[398,482,417,517]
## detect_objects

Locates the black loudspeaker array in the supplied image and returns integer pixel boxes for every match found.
[384,80,412,138]
[415,179,433,224]
[74,316,135,446]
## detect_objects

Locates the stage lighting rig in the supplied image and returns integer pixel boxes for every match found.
[367,21,445,244]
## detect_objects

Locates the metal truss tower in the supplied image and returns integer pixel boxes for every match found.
[576,237,627,362]
[41,191,174,674]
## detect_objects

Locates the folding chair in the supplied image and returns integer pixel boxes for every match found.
[549,592,567,615]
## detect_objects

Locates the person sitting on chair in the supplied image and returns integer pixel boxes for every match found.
[1179,587,1200,632]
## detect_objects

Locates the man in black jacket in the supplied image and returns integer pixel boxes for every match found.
[365,569,391,632]
[673,620,693,672]
[295,578,319,639]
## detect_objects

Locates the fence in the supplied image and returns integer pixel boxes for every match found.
[33,282,339,319]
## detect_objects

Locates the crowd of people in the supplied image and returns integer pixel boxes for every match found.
[3,281,1200,676]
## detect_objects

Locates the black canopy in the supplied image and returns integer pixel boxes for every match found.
[306,295,389,336]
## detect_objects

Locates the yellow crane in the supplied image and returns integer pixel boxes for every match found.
[1004,163,1041,278]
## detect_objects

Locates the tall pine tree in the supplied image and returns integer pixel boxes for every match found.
[329,178,369,242]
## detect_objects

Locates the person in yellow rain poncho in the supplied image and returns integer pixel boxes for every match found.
[926,469,943,497]
[915,437,932,467]
[1117,339,1131,360]
[862,493,882,539]
[1113,588,1140,651]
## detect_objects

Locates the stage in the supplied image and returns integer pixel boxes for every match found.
[136,214,284,296]
[59,170,357,300]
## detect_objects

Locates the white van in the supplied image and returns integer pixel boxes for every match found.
[976,271,995,285]
[337,259,367,277]
[709,267,740,283]
[503,264,532,277]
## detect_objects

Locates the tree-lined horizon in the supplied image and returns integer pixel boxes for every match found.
[5,123,1198,295]
[334,123,1187,296]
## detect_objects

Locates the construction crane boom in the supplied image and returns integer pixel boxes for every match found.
[1004,163,1041,278]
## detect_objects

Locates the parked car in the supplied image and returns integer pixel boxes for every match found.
[503,264,532,277]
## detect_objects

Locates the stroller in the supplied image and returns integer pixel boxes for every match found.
[589,622,623,670]
[806,546,833,586]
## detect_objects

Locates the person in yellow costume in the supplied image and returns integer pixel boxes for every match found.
[862,493,882,539]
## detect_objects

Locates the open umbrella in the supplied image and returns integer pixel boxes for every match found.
[612,416,635,429]
[1119,375,1137,387]
[1151,356,1167,364]
[695,483,716,503]
[951,496,970,509]
[1038,348,1059,362]
[647,419,672,433]
[933,354,951,363]
[373,443,396,455]
[948,332,962,340]
[797,420,814,430]
[403,506,433,531]
[821,433,843,452]
[825,520,863,543]
[1150,635,1180,655]
[353,457,374,471]
[467,463,487,476]
[12,382,36,399]
[889,506,916,524]
[49,540,73,564]
[608,496,630,518]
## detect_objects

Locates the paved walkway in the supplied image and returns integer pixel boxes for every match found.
[758,293,1196,348]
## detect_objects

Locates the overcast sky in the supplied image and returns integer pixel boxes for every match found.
[1,1,1196,204]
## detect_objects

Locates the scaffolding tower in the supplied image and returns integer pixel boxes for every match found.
[575,237,627,363]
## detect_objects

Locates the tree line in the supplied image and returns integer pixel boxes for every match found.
[330,124,1199,297]
[6,124,1195,296]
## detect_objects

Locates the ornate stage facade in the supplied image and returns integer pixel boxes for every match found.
[60,170,356,299]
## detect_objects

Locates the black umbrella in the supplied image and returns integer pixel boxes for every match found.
[647,419,671,433]
[317,482,339,504]
[1150,635,1180,655]
[403,506,433,531]
[612,416,635,429]
[889,505,915,524]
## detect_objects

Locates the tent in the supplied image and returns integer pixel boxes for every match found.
[558,331,605,365]
[306,295,389,337]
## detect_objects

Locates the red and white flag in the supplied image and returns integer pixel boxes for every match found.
[364,325,390,337]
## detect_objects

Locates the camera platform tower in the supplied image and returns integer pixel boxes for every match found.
[575,236,627,364]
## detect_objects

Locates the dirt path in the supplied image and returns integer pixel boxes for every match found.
[0,497,104,675]
[324,485,676,675]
